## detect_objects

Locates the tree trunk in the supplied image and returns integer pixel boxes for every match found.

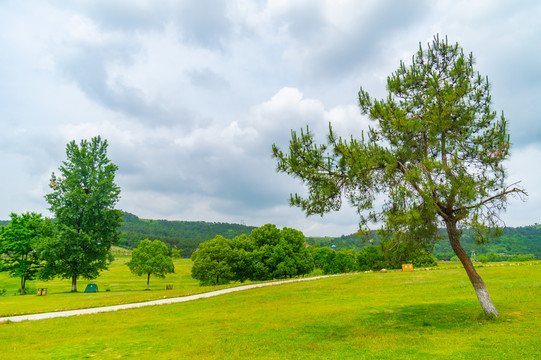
[71,275,77,292]
[21,276,26,295]
[146,273,150,290]
[445,220,499,317]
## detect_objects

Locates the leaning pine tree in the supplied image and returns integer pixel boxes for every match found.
[272,35,525,317]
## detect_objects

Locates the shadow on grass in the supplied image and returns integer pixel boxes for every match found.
[301,300,498,341]
[361,301,499,330]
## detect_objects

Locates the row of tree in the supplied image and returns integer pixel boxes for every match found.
[191,224,314,285]
[190,223,439,286]
[307,224,541,260]
[311,245,437,275]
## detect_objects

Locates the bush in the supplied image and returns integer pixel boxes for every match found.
[357,246,385,271]
[412,250,438,268]
[477,255,489,263]
[508,254,535,262]
[0,289,6,296]
[323,249,356,274]
[16,285,37,295]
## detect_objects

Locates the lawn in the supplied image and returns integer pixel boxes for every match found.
[1,261,540,359]
[0,256,252,317]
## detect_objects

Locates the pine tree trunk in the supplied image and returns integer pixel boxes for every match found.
[71,275,77,292]
[445,220,499,317]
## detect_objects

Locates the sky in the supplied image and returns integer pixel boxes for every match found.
[1,0,540,237]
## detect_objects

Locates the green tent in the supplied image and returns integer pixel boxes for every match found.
[84,283,98,293]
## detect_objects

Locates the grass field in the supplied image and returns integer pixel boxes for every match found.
[0,257,250,317]
[1,259,540,359]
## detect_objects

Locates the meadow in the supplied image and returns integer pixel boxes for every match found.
[1,258,540,359]
[0,256,242,317]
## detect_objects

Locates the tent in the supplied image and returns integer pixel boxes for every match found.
[84,283,98,293]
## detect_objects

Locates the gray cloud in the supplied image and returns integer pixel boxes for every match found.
[58,40,199,128]
[173,0,233,50]
[1,0,540,236]
[186,68,230,90]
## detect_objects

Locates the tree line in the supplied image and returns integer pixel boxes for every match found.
[307,225,541,261]
[191,224,314,285]
[190,224,439,286]
[311,244,437,275]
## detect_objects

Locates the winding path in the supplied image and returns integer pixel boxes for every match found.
[1,274,347,323]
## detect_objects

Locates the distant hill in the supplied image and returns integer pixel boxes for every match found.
[0,213,256,257]
[432,225,541,259]
[2,214,539,258]
[118,212,257,256]
[307,225,541,259]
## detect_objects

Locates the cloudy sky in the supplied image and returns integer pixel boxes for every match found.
[1,0,540,236]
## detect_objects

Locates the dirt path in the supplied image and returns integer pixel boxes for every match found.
[1,274,347,323]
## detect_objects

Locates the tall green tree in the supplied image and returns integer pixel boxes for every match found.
[0,212,52,295]
[272,36,525,317]
[127,239,175,290]
[42,136,122,292]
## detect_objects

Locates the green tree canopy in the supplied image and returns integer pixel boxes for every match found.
[127,239,175,290]
[191,235,234,286]
[0,212,52,295]
[191,225,314,285]
[356,246,385,272]
[244,224,314,280]
[41,136,122,292]
[272,35,525,317]
[271,227,314,278]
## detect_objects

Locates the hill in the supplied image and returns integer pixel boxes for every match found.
[0,213,256,257]
[2,214,539,258]
[118,212,256,256]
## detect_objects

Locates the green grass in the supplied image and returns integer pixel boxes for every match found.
[1,261,540,359]
[0,256,252,317]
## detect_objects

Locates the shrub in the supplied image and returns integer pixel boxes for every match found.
[477,255,489,263]
[16,285,37,295]
[357,246,385,271]
[412,250,438,268]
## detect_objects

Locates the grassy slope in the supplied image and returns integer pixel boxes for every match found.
[1,262,540,359]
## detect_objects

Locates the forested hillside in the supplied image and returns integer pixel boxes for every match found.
[2,215,539,258]
[307,225,541,259]
[119,212,256,256]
